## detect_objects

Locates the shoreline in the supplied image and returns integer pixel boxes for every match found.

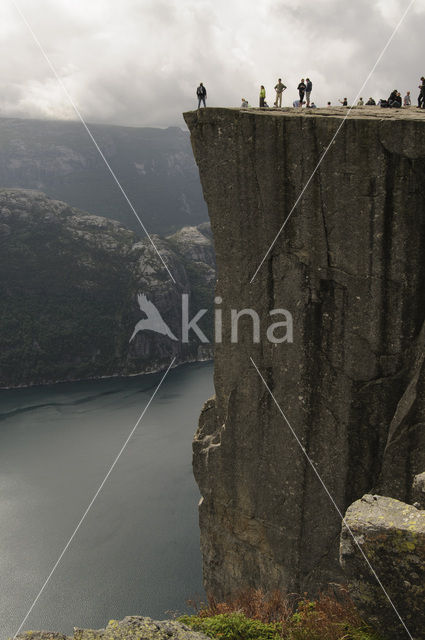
[0,354,213,391]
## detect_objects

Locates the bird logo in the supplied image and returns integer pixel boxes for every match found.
[129,293,178,343]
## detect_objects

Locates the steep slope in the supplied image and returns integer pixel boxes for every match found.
[184,107,425,598]
[0,189,214,388]
[0,117,207,234]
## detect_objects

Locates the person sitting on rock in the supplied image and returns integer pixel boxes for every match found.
[388,89,401,108]
[293,99,304,108]
[404,91,411,106]
[241,98,249,108]
[366,97,376,105]
[357,97,364,106]
[339,97,348,106]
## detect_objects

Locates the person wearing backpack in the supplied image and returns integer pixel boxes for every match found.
[197,83,207,108]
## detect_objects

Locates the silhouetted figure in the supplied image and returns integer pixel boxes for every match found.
[339,98,348,106]
[418,77,425,108]
[388,90,401,108]
[366,97,376,105]
[197,83,207,108]
[297,79,306,103]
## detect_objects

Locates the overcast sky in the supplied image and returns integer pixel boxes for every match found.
[0,0,424,128]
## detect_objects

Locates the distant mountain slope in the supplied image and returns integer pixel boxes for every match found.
[0,117,208,235]
[0,189,214,388]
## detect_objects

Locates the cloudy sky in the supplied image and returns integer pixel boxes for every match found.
[0,0,424,128]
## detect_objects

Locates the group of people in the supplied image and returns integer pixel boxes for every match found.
[196,76,425,111]
[256,78,315,109]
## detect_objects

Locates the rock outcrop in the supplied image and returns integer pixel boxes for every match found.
[17,616,209,640]
[412,472,425,509]
[184,107,425,598]
[0,189,214,387]
[340,493,425,640]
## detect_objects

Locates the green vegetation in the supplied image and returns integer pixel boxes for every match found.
[179,613,282,640]
[179,588,384,640]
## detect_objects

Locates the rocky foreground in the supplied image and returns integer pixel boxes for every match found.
[341,489,425,640]
[16,617,209,640]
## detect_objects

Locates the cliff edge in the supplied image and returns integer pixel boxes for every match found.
[184,107,425,598]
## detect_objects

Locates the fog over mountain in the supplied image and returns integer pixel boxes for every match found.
[0,117,208,234]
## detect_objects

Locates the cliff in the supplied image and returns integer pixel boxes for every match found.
[0,189,214,387]
[184,107,425,598]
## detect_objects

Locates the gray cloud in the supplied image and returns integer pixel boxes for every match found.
[0,0,424,127]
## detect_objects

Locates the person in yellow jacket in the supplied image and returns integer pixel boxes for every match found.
[259,85,266,108]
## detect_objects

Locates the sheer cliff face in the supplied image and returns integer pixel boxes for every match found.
[184,107,425,598]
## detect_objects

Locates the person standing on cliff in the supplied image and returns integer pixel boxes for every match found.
[297,79,306,104]
[417,77,425,107]
[274,78,286,107]
[197,83,207,109]
[305,78,313,107]
[259,85,266,108]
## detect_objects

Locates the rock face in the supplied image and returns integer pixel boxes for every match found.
[184,107,425,598]
[17,616,210,640]
[340,494,425,640]
[412,472,425,509]
[0,189,214,387]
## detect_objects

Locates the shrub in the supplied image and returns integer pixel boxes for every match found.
[179,612,282,640]
[181,586,384,640]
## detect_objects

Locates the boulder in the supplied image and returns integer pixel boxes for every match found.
[17,617,210,640]
[412,472,425,510]
[340,494,425,640]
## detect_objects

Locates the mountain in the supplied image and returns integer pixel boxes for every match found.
[0,189,215,388]
[0,117,208,235]
[185,106,425,599]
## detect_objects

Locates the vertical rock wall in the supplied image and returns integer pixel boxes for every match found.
[184,107,425,598]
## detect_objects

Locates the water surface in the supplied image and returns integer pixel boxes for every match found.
[0,362,213,638]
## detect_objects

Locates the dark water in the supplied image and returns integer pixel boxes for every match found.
[0,362,213,639]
